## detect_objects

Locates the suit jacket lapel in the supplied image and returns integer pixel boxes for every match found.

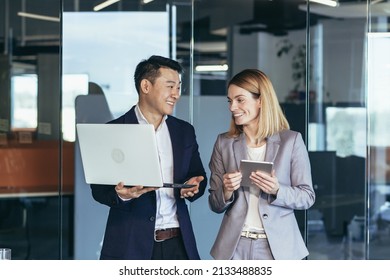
[265,133,281,163]
[261,133,281,201]
[233,133,247,170]
[124,106,139,124]
[233,133,250,203]
[166,117,180,182]
[233,132,281,166]
[165,117,183,197]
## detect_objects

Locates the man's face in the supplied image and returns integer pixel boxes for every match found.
[143,67,181,116]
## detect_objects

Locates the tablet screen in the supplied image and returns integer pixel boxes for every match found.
[240,160,273,187]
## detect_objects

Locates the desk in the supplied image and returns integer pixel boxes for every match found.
[0,141,74,198]
[0,186,73,198]
[0,140,75,259]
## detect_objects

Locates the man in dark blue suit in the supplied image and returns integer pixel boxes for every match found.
[90,55,207,260]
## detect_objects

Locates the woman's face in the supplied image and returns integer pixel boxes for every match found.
[227,84,261,128]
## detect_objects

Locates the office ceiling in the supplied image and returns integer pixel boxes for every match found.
[0,0,384,66]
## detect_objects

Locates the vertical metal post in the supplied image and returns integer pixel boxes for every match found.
[364,0,371,261]
[189,0,194,125]
[304,0,311,256]
[4,0,9,55]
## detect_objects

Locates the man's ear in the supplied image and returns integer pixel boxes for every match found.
[140,79,150,94]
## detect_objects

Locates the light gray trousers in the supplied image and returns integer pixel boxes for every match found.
[231,237,274,260]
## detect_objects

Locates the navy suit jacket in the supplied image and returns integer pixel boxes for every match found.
[91,106,207,260]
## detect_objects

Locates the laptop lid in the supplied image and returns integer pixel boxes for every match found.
[76,123,194,188]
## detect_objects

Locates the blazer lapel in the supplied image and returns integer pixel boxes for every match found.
[233,133,247,170]
[262,133,281,201]
[265,133,281,163]
[124,106,139,124]
[233,133,251,203]
[233,132,281,166]
[166,118,180,181]
[165,117,183,197]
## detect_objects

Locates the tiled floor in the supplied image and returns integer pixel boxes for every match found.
[2,197,390,260]
[308,219,390,260]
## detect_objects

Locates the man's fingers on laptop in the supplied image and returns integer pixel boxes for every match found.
[179,176,204,198]
[115,185,154,199]
[188,176,204,185]
[190,185,199,193]
[129,185,151,198]
[180,185,198,198]
[181,190,193,198]
[138,186,158,195]
[115,182,125,191]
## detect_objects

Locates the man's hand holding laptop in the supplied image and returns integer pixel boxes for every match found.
[180,176,204,199]
[115,182,158,200]
[114,175,204,200]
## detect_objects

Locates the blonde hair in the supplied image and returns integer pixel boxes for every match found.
[227,69,289,139]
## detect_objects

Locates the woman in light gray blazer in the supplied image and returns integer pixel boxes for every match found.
[208,69,315,260]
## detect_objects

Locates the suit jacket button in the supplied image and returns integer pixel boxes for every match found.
[262,214,268,219]
[149,216,155,222]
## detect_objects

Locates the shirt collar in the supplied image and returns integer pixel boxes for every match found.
[135,104,168,131]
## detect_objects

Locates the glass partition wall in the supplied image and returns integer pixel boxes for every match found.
[0,0,70,259]
[366,0,390,259]
[306,0,390,260]
[306,2,368,260]
[1,0,389,260]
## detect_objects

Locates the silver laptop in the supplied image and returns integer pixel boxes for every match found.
[76,123,195,188]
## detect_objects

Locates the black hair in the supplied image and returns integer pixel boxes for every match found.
[134,55,183,94]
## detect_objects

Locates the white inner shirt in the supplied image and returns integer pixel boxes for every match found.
[242,144,267,232]
[135,105,179,230]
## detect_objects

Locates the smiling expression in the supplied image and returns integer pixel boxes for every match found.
[142,67,181,117]
[227,84,261,128]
